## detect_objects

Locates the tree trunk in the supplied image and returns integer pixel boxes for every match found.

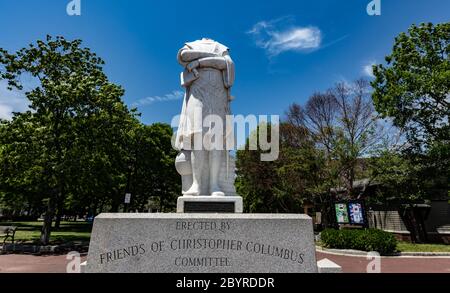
[349,167,355,198]
[319,203,331,229]
[139,201,146,213]
[98,201,104,214]
[92,200,98,217]
[40,198,55,245]
[27,205,32,219]
[408,209,421,243]
[54,213,62,230]
[413,207,429,243]
[400,205,428,243]
[111,201,119,213]
[54,198,64,230]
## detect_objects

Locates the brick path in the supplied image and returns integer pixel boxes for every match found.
[316,252,450,273]
[0,252,449,273]
[0,254,87,273]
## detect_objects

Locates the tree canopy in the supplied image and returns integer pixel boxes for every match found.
[372,22,449,149]
[236,79,381,227]
[369,24,449,241]
[0,36,180,244]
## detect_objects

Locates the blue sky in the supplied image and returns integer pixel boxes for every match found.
[0,0,449,124]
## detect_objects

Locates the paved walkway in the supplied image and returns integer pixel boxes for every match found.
[316,252,450,273]
[0,254,87,273]
[0,252,449,273]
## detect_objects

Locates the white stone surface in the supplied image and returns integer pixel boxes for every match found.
[317,258,342,273]
[177,196,243,213]
[174,38,236,197]
[86,213,317,273]
[80,261,87,273]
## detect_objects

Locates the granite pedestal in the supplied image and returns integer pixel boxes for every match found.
[85,213,318,273]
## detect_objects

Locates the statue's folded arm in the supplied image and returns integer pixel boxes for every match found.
[179,50,218,63]
[198,57,227,70]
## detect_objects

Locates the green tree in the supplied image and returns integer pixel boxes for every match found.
[236,79,381,223]
[0,36,138,244]
[369,150,424,203]
[371,23,449,241]
[128,123,180,213]
[235,123,324,214]
[236,124,281,212]
[367,148,446,243]
[372,22,450,148]
[0,114,47,219]
[288,79,379,198]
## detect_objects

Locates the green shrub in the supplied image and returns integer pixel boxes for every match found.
[320,228,397,255]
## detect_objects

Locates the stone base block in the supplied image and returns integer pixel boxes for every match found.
[317,258,342,273]
[86,213,317,273]
[80,261,87,273]
[177,196,243,213]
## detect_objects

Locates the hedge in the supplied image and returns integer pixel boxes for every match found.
[320,228,398,255]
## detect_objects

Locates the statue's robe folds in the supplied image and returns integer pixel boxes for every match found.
[174,39,235,151]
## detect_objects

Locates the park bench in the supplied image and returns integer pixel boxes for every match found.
[0,226,17,245]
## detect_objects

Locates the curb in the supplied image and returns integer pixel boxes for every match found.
[316,246,450,257]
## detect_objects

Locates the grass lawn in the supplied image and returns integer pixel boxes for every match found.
[316,240,450,253]
[397,241,450,253]
[0,221,92,245]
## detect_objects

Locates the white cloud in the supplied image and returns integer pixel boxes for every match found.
[363,61,376,78]
[132,90,184,107]
[0,104,13,120]
[248,18,322,56]
[0,81,30,120]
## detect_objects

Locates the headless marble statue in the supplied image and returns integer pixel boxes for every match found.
[174,38,235,197]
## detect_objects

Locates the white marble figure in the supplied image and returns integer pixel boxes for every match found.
[174,38,235,197]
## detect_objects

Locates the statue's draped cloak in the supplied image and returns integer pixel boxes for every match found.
[175,40,235,151]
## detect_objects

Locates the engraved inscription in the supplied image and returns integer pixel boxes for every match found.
[99,244,146,264]
[97,220,307,268]
[176,221,231,233]
[174,257,231,267]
